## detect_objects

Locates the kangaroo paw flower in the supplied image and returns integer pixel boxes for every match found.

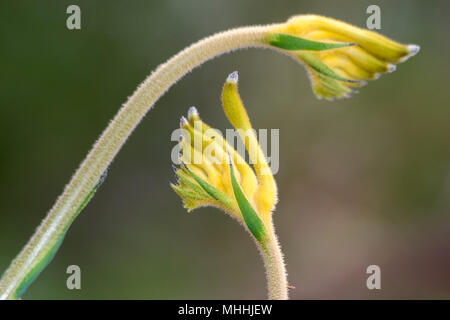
[171,72,278,238]
[171,72,288,299]
[264,14,420,100]
[1,13,420,300]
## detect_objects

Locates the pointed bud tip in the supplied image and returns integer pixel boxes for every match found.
[400,44,420,62]
[408,44,420,56]
[227,71,239,84]
[387,64,397,73]
[180,116,188,128]
[187,106,199,120]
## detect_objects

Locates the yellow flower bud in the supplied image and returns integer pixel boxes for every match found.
[222,72,278,223]
[171,72,278,233]
[265,14,420,100]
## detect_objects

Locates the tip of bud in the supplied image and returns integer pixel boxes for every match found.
[187,106,199,120]
[227,71,239,84]
[408,44,420,56]
[387,64,397,73]
[180,116,188,128]
[400,44,421,62]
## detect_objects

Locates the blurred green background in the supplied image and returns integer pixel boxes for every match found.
[0,0,449,299]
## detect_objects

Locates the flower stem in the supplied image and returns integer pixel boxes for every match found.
[261,226,289,300]
[0,25,276,299]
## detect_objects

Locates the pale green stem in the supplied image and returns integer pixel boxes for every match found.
[0,24,285,300]
[260,225,289,300]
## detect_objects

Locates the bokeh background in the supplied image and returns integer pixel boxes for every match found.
[1,0,449,299]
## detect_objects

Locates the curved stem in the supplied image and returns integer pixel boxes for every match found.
[0,24,277,299]
[261,225,289,300]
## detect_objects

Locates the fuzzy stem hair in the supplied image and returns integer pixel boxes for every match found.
[0,24,287,299]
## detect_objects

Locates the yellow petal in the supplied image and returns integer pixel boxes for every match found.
[276,14,418,62]
[222,72,278,220]
[268,14,419,100]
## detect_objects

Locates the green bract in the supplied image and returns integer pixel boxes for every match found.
[266,33,355,51]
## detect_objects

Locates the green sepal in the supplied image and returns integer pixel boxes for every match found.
[176,168,210,198]
[267,33,355,51]
[298,52,359,83]
[316,73,352,99]
[229,161,268,244]
[171,184,208,201]
[183,163,234,209]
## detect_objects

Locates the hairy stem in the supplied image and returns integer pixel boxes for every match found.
[0,25,277,299]
[261,225,288,300]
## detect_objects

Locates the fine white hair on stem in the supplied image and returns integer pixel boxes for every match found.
[0,24,282,300]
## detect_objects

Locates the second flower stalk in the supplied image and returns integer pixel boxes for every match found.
[171,72,288,299]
